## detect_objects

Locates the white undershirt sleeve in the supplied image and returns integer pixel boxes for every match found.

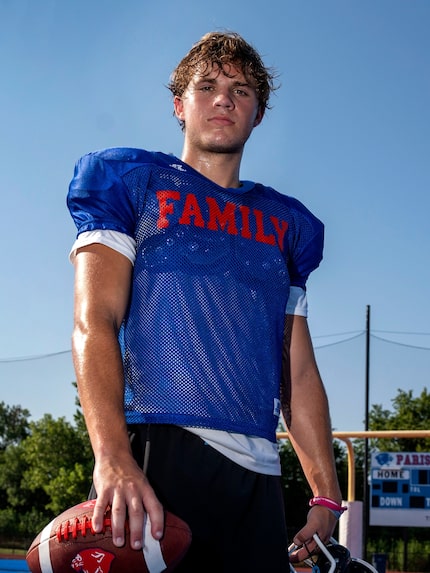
[69,230,137,264]
[285,286,308,317]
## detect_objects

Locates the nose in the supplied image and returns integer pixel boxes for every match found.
[214,89,234,109]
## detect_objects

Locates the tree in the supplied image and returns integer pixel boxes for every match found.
[369,387,430,451]
[0,391,94,543]
[19,414,93,515]
[0,401,30,450]
[351,387,430,503]
[0,413,93,537]
[0,402,31,527]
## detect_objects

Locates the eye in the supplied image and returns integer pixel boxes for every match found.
[196,83,214,92]
[232,84,253,97]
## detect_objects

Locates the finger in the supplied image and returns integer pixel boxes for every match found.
[127,494,146,550]
[289,536,318,563]
[288,543,304,564]
[304,541,314,558]
[292,532,312,551]
[291,543,314,563]
[110,493,127,547]
[142,482,165,541]
[126,481,164,549]
[91,496,110,534]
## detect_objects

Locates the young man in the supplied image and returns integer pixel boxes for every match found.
[68,32,343,572]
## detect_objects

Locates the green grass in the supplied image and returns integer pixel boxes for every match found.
[0,547,27,556]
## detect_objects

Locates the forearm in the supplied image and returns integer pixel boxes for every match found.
[282,315,342,557]
[285,371,341,502]
[72,243,134,463]
[282,314,341,502]
[72,319,131,462]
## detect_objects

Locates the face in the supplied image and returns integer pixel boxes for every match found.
[174,63,263,155]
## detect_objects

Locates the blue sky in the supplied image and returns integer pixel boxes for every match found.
[1,0,429,432]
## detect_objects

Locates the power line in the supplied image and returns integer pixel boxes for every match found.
[373,329,430,336]
[312,330,364,339]
[371,333,430,351]
[0,350,72,363]
[1,329,430,363]
[313,332,365,349]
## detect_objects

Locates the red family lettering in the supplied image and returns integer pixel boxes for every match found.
[156,191,288,251]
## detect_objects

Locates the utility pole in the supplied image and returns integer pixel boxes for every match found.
[363,304,371,559]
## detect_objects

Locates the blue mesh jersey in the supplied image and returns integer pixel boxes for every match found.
[68,147,324,442]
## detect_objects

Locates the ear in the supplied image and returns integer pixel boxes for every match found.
[173,96,185,121]
[253,106,264,127]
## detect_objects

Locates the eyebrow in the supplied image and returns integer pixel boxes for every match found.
[194,77,253,88]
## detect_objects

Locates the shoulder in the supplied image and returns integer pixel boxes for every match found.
[76,147,174,170]
[255,183,324,234]
[70,148,179,190]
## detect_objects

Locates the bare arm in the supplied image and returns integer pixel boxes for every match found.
[72,243,164,548]
[281,314,342,562]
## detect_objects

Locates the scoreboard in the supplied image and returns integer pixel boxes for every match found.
[370,451,430,527]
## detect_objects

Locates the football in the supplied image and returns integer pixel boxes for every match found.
[26,499,192,573]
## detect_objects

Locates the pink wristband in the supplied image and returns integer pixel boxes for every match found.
[309,496,347,518]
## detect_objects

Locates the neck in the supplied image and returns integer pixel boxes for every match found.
[180,146,243,189]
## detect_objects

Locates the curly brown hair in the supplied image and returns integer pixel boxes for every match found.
[168,31,278,126]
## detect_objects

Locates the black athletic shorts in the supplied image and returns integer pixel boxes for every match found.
[128,423,290,573]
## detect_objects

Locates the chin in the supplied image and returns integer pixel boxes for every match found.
[203,136,247,154]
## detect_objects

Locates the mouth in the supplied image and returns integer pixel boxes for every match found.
[209,116,234,126]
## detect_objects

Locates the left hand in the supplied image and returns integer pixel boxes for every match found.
[288,505,338,563]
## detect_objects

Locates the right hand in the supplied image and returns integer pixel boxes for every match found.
[288,505,338,563]
[90,452,164,550]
